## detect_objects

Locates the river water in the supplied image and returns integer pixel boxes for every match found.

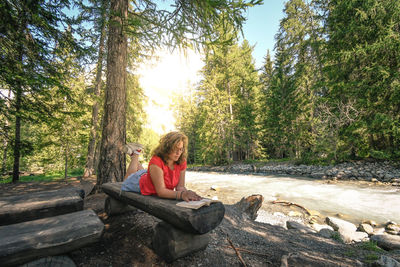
[185,171,400,225]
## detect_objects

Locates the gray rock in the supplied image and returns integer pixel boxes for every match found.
[21,256,76,267]
[326,217,357,232]
[311,172,324,179]
[371,234,400,250]
[338,229,369,243]
[359,223,374,235]
[319,228,335,239]
[374,228,387,235]
[311,223,334,232]
[386,223,400,235]
[286,221,316,234]
[374,255,400,267]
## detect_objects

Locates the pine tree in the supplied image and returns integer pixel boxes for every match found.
[322,0,400,160]
[261,0,323,160]
[82,0,109,178]
[97,0,263,184]
[0,0,83,182]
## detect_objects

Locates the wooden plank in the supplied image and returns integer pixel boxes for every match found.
[102,182,225,234]
[0,187,85,226]
[0,209,104,267]
[152,221,209,263]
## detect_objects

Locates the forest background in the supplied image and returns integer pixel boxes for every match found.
[1,0,399,185]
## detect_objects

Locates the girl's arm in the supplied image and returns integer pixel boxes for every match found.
[150,165,202,201]
[149,164,178,199]
[176,169,202,201]
[175,170,187,192]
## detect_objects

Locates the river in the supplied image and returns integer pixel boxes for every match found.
[185,171,400,225]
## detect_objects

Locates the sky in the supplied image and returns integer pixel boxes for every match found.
[138,1,287,135]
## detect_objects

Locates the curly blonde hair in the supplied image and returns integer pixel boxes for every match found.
[152,131,188,164]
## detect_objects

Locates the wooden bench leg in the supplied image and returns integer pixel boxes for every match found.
[105,196,137,216]
[152,221,209,263]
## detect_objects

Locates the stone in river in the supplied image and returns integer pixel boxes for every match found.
[371,234,400,250]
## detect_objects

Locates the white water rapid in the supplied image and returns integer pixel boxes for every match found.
[185,171,400,225]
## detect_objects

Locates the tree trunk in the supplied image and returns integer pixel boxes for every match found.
[1,90,11,175]
[12,10,27,183]
[12,92,21,183]
[12,63,23,183]
[83,0,108,178]
[97,0,128,186]
[64,140,68,180]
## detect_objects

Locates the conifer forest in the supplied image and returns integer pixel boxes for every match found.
[1,0,399,184]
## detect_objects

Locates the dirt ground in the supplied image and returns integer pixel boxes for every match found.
[1,176,399,266]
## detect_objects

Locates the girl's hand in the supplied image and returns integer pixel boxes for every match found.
[181,190,202,202]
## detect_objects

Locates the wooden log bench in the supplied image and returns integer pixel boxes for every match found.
[0,209,104,267]
[0,187,85,226]
[102,182,225,262]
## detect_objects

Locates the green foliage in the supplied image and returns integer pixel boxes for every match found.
[322,0,400,160]
[126,73,147,144]
[257,0,400,164]
[331,232,342,242]
[359,241,384,252]
[174,26,262,164]
[138,128,160,162]
[260,0,322,160]
[364,253,379,263]
[0,0,87,181]
[0,168,83,184]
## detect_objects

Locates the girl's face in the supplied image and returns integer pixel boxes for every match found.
[168,141,184,162]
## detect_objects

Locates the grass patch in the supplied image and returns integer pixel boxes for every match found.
[344,249,356,257]
[0,169,83,184]
[359,241,384,252]
[365,253,379,263]
[331,232,342,242]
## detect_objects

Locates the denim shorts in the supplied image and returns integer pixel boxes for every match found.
[121,169,147,193]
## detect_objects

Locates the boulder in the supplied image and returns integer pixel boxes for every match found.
[20,256,76,267]
[374,255,400,267]
[359,223,374,235]
[386,223,400,235]
[286,221,316,234]
[319,228,335,239]
[326,217,357,232]
[371,234,400,250]
[312,223,334,232]
[338,229,369,243]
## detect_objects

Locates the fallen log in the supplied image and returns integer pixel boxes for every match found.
[102,182,225,235]
[0,187,85,226]
[0,209,104,267]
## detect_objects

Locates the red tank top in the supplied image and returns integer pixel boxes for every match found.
[139,155,187,195]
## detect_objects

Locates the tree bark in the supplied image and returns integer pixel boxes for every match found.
[97,0,128,186]
[84,0,108,178]
[12,60,23,183]
[1,90,11,175]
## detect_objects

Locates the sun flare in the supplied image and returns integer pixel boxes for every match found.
[136,49,204,135]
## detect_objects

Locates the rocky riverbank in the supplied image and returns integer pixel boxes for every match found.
[189,160,400,185]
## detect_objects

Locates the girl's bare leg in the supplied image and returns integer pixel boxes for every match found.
[125,154,142,179]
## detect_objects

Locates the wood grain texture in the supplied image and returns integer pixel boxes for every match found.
[0,187,85,226]
[0,209,104,266]
[152,221,209,263]
[102,182,225,234]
